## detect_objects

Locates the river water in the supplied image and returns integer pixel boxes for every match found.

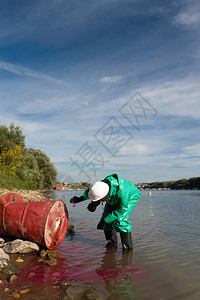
[51,189,200,300]
[1,190,200,299]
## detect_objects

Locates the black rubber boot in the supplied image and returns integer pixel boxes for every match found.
[104,229,117,247]
[120,231,133,251]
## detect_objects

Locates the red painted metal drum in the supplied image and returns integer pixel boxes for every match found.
[0,195,68,249]
[0,193,25,204]
[3,202,27,238]
[0,193,25,235]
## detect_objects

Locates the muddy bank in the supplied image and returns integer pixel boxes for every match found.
[0,190,79,299]
[0,245,70,300]
[0,188,51,202]
[0,238,103,300]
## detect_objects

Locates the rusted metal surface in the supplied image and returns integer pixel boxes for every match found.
[0,193,25,204]
[44,200,69,249]
[3,202,27,238]
[0,194,68,249]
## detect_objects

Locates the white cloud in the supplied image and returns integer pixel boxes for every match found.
[17,97,71,114]
[174,2,200,26]
[99,75,124,85]
[137,76,200,120]
[0,61,67,86]
[183,144,200,156]
[120,143,152,156]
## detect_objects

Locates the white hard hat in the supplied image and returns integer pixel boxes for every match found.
[88,181,109,202]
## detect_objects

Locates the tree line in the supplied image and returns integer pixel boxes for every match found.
[144,177,200,190]
[0,123,57,190]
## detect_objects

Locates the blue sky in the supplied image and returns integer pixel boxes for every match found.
[0,0,200,184]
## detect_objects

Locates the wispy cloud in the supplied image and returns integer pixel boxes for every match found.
[99,75,124,85]
[140,76,200,120]
[184,144,200,156]
[0,1,200,183]
[0,61,67,86]
[174,2,200,27]
[17,97,70,114]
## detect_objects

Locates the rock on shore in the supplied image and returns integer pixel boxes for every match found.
[0,238,40,276]
[3,239,40,254]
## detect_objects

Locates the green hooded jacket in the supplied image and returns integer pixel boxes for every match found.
[81,174,142,231]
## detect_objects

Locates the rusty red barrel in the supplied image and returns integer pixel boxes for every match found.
[0,193,25,235]
[0,196,68,249]
[0,193,25,204]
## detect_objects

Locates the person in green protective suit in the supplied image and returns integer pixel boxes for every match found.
[70,174,142,250]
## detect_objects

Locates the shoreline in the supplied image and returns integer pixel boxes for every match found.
[0,188,51,202]
[0,188,69,298]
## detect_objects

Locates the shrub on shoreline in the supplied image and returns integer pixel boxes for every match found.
[0,123,57,190]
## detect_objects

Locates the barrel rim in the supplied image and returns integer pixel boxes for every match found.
[44,199,68,249]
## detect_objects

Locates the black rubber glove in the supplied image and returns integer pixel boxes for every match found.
[87,201,101,212]
[69,196,84,204]
[97,219,107,230]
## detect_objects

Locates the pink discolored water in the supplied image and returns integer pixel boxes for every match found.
[9,239,145,284]
[3,235,145,300]
[2,189,200,300]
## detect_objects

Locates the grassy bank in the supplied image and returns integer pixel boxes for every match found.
[0,173,37,191]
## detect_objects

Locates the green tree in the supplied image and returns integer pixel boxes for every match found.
[0,122,25,176]
[82,182,91,188]
[16,148,44,189]
[188,177,200,189]
[0,144,23,176]
[0,123,57,190]
[28,148,57,189]
[0,122,25,150]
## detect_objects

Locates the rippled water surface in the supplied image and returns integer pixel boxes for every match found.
[2,190,200,299]
[56,189,200,300]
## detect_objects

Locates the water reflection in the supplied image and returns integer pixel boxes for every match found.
[96,247,143,299]
[148,191,154,217]
[53,190,200,300]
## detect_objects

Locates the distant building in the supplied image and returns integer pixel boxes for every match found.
[53,184,62,190]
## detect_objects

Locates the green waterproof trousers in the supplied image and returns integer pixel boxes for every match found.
[101,200,137,233]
